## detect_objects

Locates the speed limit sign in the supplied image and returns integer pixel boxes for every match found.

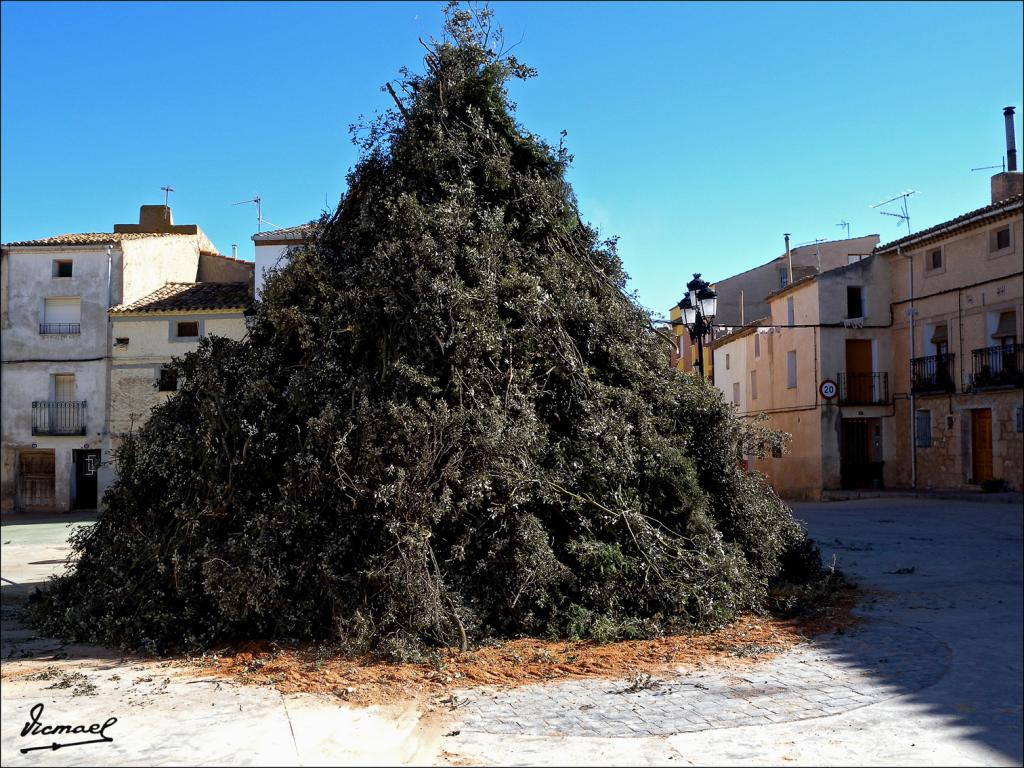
[819,379,838,399]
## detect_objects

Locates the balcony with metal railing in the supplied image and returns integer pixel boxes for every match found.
[971,343,1023,389]
[39,322,81,335]
[911,352,956,394]
[838,372,889,405]
[31,401,87,436]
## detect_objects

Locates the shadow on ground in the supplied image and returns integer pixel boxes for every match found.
[793,499,1023,764]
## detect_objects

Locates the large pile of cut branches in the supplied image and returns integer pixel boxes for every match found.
[32,3,825,659]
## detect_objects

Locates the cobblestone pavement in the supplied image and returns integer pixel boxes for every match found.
[453,620,950,738]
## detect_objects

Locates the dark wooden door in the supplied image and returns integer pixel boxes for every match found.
[18,450,55,510]
[971,409,993,484]
[841,418,870,489]
[845,339,873,403]
[73,449,100,510]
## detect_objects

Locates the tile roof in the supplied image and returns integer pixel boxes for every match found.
[252,223,316,241]
[110,282,252,314]
[875,194,1023,253]
[2,232,167,248]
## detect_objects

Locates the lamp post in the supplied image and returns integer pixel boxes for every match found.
[677,273,718,381]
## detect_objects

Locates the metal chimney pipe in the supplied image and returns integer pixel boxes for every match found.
[1005,106,1018,172]
[784,233,793,285]
[231,244,238,259]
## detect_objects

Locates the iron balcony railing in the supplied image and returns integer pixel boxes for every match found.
[31,401,87,436]
[39,322,81,335]
[972,343,1023,389]
[911,352,956,394]
[838,372,889,405]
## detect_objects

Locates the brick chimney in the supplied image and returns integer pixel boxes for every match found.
[114,205,199,235]
[991,106,1023,203]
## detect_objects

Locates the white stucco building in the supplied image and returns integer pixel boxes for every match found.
[0,205,242,513]
[253,223,314,298]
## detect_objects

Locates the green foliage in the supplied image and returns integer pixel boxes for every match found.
[30,2,823,658]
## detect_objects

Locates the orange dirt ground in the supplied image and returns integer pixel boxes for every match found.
[185,587,863,708]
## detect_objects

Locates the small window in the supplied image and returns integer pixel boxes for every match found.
[786,297,795,326]
[847,286,864,319]
[158,367,178,392]
[1016,406,1023,433]
[779,269,789,289]
[787,350,797,388]
[175,321,199,338]
[732,381,740,405]
[926,248,942,271]
[114,337,129,347]
[52,259,73,278]
[725,353,731,370]
[991,226,1011,252]
[754,333,761,358]
[915,409,932,447]
[750,370,758,401]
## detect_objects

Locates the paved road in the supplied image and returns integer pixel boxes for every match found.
[444,499,1023,765]
[2,499,1021,766]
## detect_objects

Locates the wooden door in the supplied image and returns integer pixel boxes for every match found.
[18,450,55,510]
[840,418,870,489]
[845,339,873,403]
[971,409,993,484]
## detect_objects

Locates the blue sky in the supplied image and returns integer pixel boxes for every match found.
[2,1,1022,316]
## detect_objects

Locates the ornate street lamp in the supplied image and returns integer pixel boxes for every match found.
[677,273,717,380]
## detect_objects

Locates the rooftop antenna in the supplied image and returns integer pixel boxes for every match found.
[836,220,850,239]
[796,237,828,271]
[160,185,174,207]
[870,189,918,234]
[232,195,264,232]
[971,158,1005,172]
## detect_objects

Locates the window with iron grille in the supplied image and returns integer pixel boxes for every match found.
[915,410,932,447]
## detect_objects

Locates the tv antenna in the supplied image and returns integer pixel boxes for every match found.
[231,195,279,233]
[796,237,827,271]
[971,157,1005,172]
[160,185,174,206]
[836,220,850,239]
[870,189,918,234]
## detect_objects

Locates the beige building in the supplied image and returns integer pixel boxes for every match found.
[1,205,251,513]
[108,282,252,448]
[878,188,1022,492]
[669,235,879,380]
[712,175,1022,498]
[712,252,894,499]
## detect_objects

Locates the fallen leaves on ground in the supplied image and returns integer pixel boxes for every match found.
[185,586,862,707]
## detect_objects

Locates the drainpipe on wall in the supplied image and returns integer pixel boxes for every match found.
[901,245,917,489]
[101,244,115,501]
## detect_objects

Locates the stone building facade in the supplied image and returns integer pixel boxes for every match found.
[1,205,252,513]
[108,282,251,451]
